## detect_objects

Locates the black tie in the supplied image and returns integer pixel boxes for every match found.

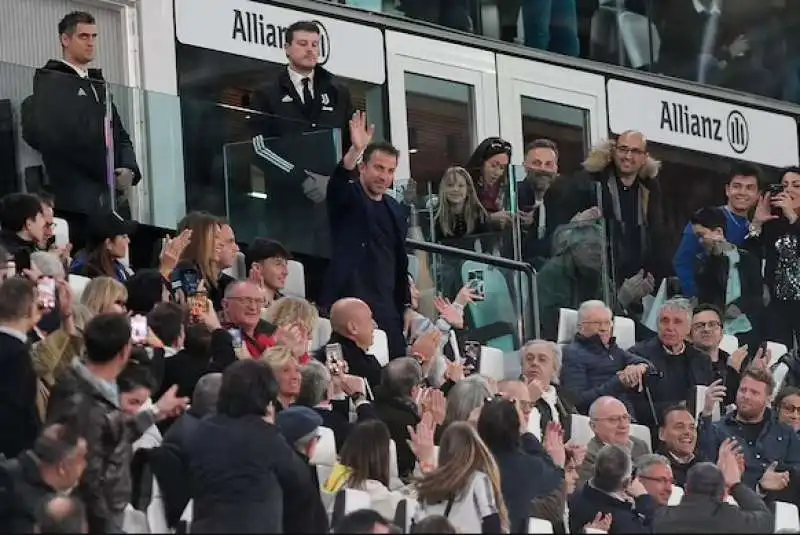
[301,77,313,116]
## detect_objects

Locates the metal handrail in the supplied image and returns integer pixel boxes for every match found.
[405,238,540,342]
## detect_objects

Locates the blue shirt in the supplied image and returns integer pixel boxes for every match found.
[673,206,749,297]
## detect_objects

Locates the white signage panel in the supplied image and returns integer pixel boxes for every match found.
[607,79,798,167]
[175,0,386,85]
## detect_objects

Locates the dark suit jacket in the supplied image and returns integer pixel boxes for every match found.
[653,483,773,533]
[577,436,651,490]
[313,332,383,391]
[0,331,39,459]
[320,163,410,315]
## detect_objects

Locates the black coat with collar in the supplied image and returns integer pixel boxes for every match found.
[569,482,657,534]
[0,451,58,533]
[0,331,39,460]
[313,332,383,391]
[0,231,38,274]
[372,386,420,480]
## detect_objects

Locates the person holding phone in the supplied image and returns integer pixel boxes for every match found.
[746,167,800,348]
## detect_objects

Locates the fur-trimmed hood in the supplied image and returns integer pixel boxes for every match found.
[582,139,661,181]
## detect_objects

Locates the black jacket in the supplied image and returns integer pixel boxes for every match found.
[694,247,762,331]
[24,60,140,215]
[0,451,58,533]
[653,483,773,533]
[311,399,378,452]
[283,450,330,534]
[569,482,657,534]
[185,414,313,533]
[314,332,383,391]
[629,337,715,428]
[0,232,38,275]
[372,387,420,480]
[0,332,39,460]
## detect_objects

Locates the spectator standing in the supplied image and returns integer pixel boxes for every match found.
[465,137,513,222]
[518,139,560,267]
[0,278,44,459]
[0,423,87,533]
[22,11,140,220]
[0,193,48,273]
[320,112,410,359]
[673,164,761,297]
[432,166,492,245]
[569,444,658,534]
[46,313,188,533]
[746,167,800,348]
[653,444,773,533]
[184,359,314,533]
[163,372,222,452]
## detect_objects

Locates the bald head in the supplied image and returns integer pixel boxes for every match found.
[330,298,374,350]
[589,396,631,446]
[225,280,261,298]
[618,130,647,149]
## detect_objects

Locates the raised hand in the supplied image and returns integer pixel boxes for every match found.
[407,412,437,466]
[717,438,742,488]
[454,284,483,307]
[702,379,726,417]
[421,387,446,425]
[543,422,566,468]
[433,296,464,329]
[349,110,375,152]
[159,229,192,276]
[728,345,748,373]
[584,512,612,533]
[760,461,791,492]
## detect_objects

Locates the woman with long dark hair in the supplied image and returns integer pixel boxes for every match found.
[464,137,514,230]
[70,212,136,281]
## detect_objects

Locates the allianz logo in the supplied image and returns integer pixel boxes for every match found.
[231,9,331,65]
[659,101,749,154]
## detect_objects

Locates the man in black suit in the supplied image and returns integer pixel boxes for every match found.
[319,112,410,360]
[0,277,44,459]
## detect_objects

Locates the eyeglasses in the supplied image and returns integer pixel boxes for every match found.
[227,296,266,307]
[692,320,722,330]
[781,404,800,415]
[593,414,631,425]
[615,145,645,156]
[639,475,673,485]
[581,320,612,328]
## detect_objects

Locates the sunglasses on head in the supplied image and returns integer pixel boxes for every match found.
[485,139,512,156]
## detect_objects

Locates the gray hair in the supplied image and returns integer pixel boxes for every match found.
[658,297,693,321]
[592,444,632,493]
[295,428,320,453]
[382,357,423,398]
[193,373,223,417]
[685,462,725,501]
[520,339,562,383]
[299,360,331,407]
[31,251,65,279]
[443,375,491,426]
[578,300,612,323]
[634,454,671,478]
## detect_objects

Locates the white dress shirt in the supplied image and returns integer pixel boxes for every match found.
[288,66,314,103]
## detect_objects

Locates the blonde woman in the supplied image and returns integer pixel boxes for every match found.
[262,296,319,364]
[172,212,222,307]
[433,167,491,242]
[262,345,302,410]
[414,422,509,533]
[80,276,128,315]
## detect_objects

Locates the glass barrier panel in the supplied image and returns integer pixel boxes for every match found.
[406,241,538,381]
[222,124,342,256]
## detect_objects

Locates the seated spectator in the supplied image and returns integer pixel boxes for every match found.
[79,276,127,315]
[117,363,162,451]
[518,140,559,269]
[125,269,174,316]
[657,405,702,488]
[690,304,747,407]
[673,164,761,298]
[774,386,800,434]
[690,207,762,343]
[477,397,566,532]
[184,359,315,533]
[634,454,674,507]
[46,313,187,533]
[0,423,88,533]
[698,366,800,502]
[296,359,376,451]
[0,277,44,459]
[0,193,47,273]
[69,211,135,282]
[262,345,302,410]
[561,300,653,415]
[569,444,657,534]
[315,298,382,390]
[437,375,492,443]
[578,396,650,488]
[518,339,576,440]
[37,496,88,534]
[262,295,318,364]
[216,281,276,362]
[630,298,715,429]
[653,450,773,533]
[324,420,407,521]
[414,421,508,533]
[163,372,222,452]
[275,406,329,533]
[373,357,424,480]
[245,237,290,306]
[333,509,394,534]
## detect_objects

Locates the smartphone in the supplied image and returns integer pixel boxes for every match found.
[325,343,344,375]
[228,328,243,350]
[131,315,148,344]
[53,219,69,248]
[467,269,486,300]
[463,341,482,376]
[768,183,786,216]
[37,277,56,311]
[1,259,16,281]
[180,268,201,297]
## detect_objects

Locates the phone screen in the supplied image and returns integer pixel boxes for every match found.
[37,277,56,311]
[228,328,243,349]
[325,343,344,374]
[131,315,148,344]
[467,270,486,299]
[463,341,482,376]
[181,269,201,297]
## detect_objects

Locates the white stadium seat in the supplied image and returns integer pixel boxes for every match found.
[222,251,246,280]
[528,518,554,534]
[613,316,636,350]
[557,308,578,344]
[68,274,91,301]
[775,501,800,533]
[719,334,739,355]
[570,414,593,447]
[284,259,306,298]
[310,426,337,467]
[630,423,652,450]
[479,346,505,381]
